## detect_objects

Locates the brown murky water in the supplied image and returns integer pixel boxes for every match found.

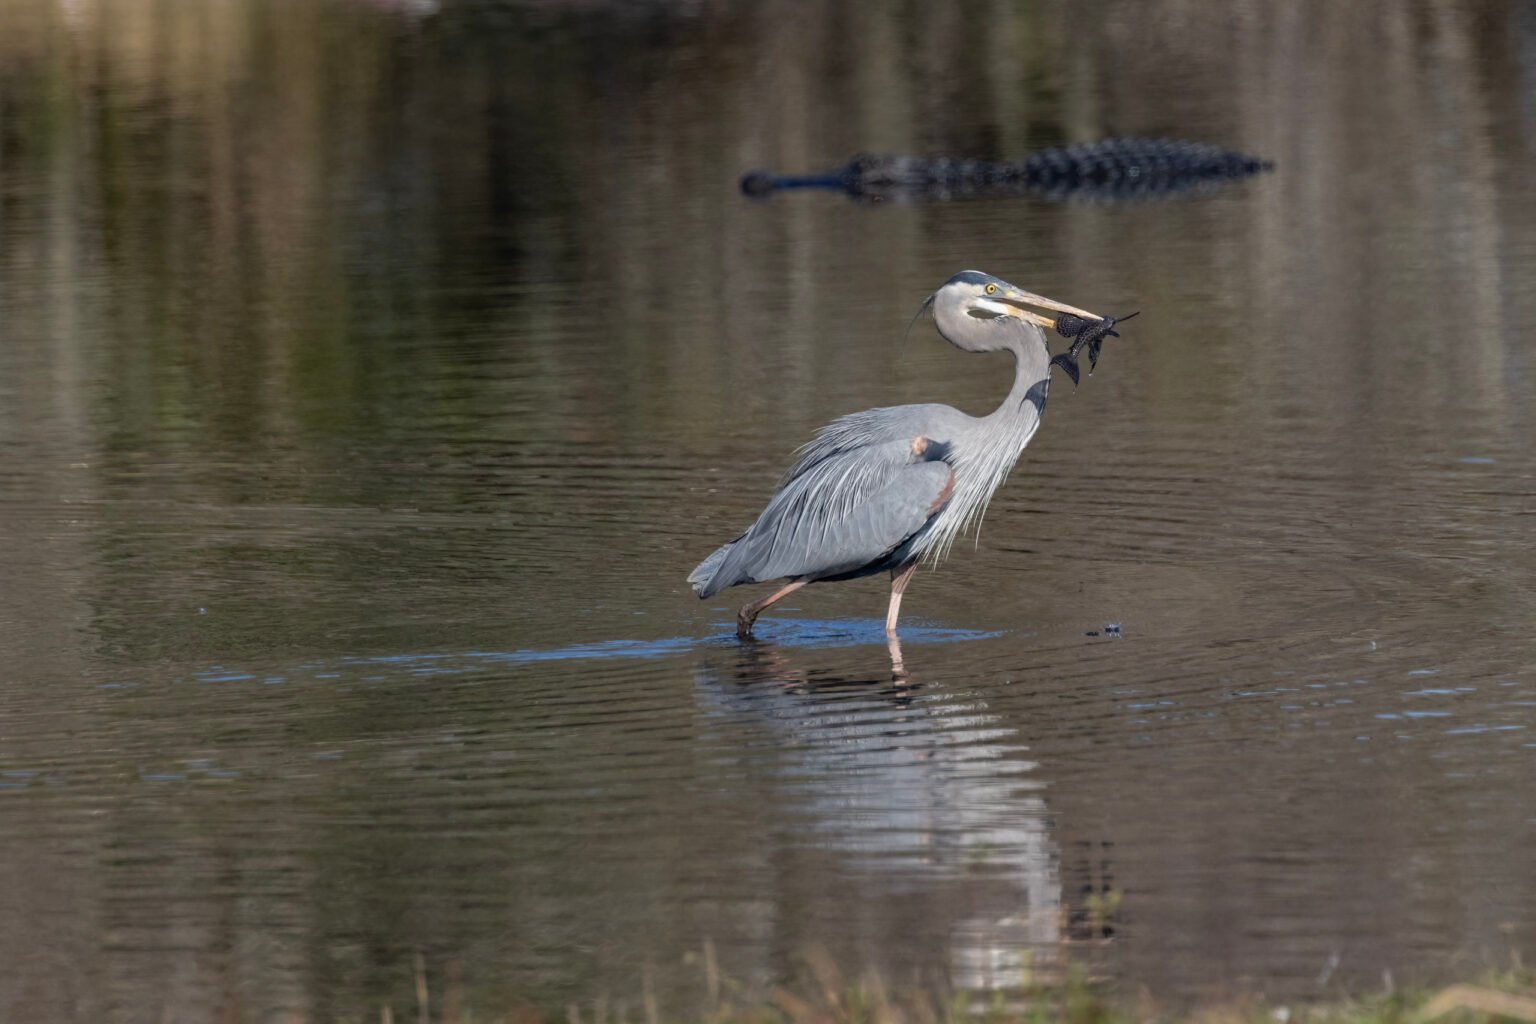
[2,1,1535,1020]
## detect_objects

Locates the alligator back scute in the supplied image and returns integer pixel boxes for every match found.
[1021,137,1273,200]
[739,137,1273,202]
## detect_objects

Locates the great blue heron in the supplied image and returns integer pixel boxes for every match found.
[689,270,1127,639]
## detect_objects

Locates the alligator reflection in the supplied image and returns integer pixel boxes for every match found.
[693,638,1060,989]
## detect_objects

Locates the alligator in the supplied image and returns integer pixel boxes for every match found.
[739,137,1273,203]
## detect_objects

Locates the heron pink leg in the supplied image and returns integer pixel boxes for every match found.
[885,562,919,637]
[737,578,808,638]
[887,634,907,679]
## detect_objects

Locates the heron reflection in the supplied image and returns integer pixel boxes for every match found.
[694,634,1061,989]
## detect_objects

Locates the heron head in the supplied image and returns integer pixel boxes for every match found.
[924,270,1105,353]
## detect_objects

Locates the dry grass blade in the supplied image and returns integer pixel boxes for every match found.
[769,988,823,1024]
[1417,985,1536,1023]
[644,966,661,1024]
[706,939,720,1008]
[415,951,430,1024]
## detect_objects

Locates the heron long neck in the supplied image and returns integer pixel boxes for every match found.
[1000,333,1051,420]
[919,332,1051,565]
[976,333,1050,474]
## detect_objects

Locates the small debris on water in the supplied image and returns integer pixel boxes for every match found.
[1085,630,1099,637]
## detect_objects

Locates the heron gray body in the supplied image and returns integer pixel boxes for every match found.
[689,270,1108,637]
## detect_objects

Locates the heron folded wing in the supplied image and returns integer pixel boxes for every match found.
[797,460,954,576]
[704,441,954,592]
[783,403,961,482]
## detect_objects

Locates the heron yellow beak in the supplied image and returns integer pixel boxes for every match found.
[997,288,1104,329]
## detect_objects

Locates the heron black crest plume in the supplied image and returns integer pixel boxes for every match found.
[900,292,936,351]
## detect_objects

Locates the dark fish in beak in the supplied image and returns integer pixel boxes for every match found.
[1050,310,1139,387]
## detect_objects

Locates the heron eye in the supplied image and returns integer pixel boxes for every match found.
[985,283,998,295]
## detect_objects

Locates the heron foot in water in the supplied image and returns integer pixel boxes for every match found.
[736,579,809,638]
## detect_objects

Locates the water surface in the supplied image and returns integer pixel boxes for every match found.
[1,1,1535,1020]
